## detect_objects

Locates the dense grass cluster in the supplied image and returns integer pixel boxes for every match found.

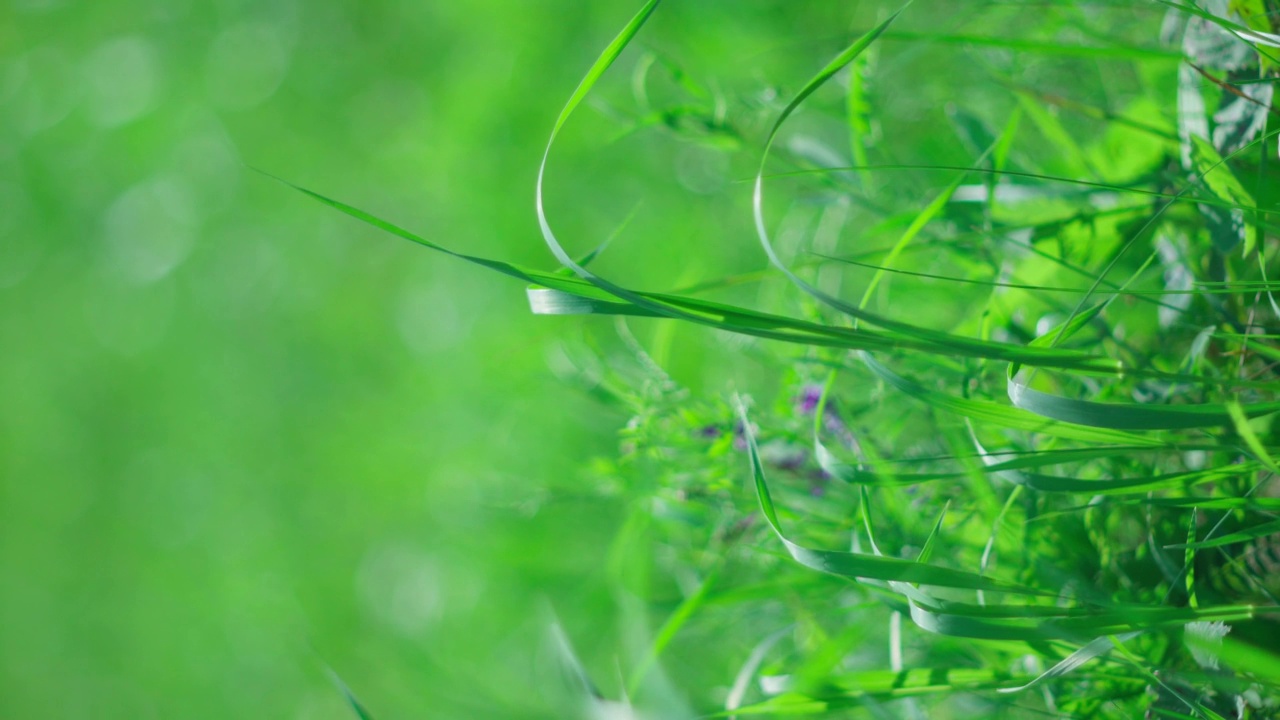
[297,1,1280,717]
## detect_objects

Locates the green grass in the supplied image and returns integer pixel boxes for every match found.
[285,0,1280,718]
[8,0,1280,718]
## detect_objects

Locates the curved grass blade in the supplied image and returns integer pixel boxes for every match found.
[996,632,1142,694]
[1227,400,1280,474]
[737,399,1047,596]
[525,0,1119,374]
[280,3,1280,394]
[1008,374,1280,430]
[861,352,1162,446]
[816,256,1271,297]
[747,5,1103,366]
[906,600,1254,641]
[271,179,1159,371]
[1007,302,1106,380]
[817,446,1252,493]
[766,164,1280,219]
[532,0,713,329]
[725,667,1040,716]
[726,628,789,720]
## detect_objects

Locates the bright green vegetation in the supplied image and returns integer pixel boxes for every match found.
[6,1,1280,718]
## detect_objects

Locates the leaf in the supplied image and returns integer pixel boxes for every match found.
[1189,135,1258,253]
[1008,302,1106,379]
[863,353,1163,445]
[1170,517,1280,549]
[1008,370,1280,430]
[737,400,1047,596]
[997,632,1142,694]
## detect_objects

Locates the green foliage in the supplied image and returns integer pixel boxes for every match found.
[291,0,1280,717]
[13,0,1280,718]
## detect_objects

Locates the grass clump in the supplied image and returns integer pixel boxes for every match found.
[293,1,1280,717]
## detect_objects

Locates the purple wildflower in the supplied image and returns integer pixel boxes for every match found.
[798,384,825,415]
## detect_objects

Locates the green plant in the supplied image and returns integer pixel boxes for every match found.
[292,1,1280,717]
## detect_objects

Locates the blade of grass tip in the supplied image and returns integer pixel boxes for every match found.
[855,151,991,316]
[325,668,375,720]
[734,397,1049,597]
[915,502,950,565]
[556,201,643,275]
[997,631,1143,695]
[752,6,905,303]
[846,50,875,191]
[548,612,606,702]
[992,106,1020,174]
[977,485,1023,607]
[535,0,706,328]
[906,599,1256,642]
[1227,399,1280,475]
[1007,302,1106,380]
[858,485,935,606]
[270,166,972,354]
[1257,246,1280,319]
[261,168,667,320]
[527,0,991,360]
[726,628,789,720]
[626,564,721,697]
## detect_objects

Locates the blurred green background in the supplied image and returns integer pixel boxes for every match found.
[0,0,1171,717]
[0,1,829,717]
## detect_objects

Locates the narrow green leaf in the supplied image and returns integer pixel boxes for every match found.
[863,353,1162,445]
[1169,517,1280,550]
[1008,373,1280,430]
[326,669,375,720]
[997,632,1142,694]
[737,400,1047,596]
